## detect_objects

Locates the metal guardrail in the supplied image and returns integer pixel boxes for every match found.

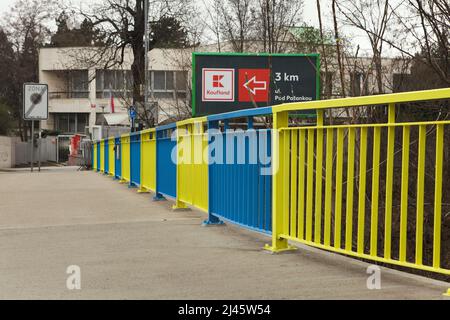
[267,88,450,276]
[94,88,450,276]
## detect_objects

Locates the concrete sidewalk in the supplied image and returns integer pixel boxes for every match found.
[0,167,448,299]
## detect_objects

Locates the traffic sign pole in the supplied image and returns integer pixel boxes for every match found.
[31,121,34,172]
[38,130,41,172]
[23,83,48,172]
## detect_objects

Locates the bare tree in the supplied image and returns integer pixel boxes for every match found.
[255,0,303,53]
[71,0,195,127]
[332,0,347,98]
[336,0,399,94]
[218,0,255,52]
[201,0,223,52]
[2,0,60,141]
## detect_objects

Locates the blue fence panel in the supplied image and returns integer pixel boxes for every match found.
[114,137,122,179]
[104,139,109,174]
[156,124,177,198]
[206,107,273,233]
[96,141,101,172]
[209,130,272,233]
[130,132,141,187]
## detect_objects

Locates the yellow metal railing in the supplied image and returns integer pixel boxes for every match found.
[266,88,450,276]
[93,142,98,171]
[174,117,209,212]
[120,134,131,183]
[108,137,115,177]
[140,128,157,193]
[100,140,105,173]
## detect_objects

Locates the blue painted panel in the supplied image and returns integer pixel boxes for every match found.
[96,142,101,172]
[104,139,109,174]
[156,128,176,198]
[130,133,141,187]
[114,137,122,179]
[207,106,272,122]
[209,129,272,233]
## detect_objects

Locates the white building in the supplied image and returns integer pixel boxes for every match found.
[39,47,191,137]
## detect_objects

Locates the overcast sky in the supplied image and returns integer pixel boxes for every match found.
[0,0,377,55]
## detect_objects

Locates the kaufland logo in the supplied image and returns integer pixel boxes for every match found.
[202,68,235,102]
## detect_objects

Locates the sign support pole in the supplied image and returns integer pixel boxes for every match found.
[31,121,34,172]
[38,130,41,172]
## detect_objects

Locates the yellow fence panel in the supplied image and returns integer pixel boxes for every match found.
[175,118,209,212]
[93,142,97,171]
[108,137,115,177]
[267,88,450,276]
[100,140,105,173]
[140,129,156,192]
[121,134,130,183]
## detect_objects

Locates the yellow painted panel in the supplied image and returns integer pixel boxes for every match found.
[100,140,105,172]
[93,143,97,171]
[177,121,209,212]
[121,134,130,182]
[141,130,156,192]
[108,138,115,176]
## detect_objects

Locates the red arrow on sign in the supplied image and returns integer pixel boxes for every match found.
[243,76,267,95]
[238,69,270,103]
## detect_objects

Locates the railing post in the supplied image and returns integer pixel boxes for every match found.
[204,120,224,226]
[153,130,166,201]
[173,124,189,210]
[265,110,296,252]
[138,132,150,193]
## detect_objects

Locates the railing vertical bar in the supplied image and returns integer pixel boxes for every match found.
[324,128,334,246]
[370,127,381,256]
[306,129,315,242]
[283,129,291,236]
[315,111,324,243]
[334,128,344,248]
[345,128,356,252]
[297,130,306,239]
[433,124,443,269]
[290,131,298,237]
[357,127,368,254]
[415,124,427,266]
[384,103,396,259]
[399,126,410,262]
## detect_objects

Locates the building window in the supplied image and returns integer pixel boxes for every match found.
[96,70,132,99]
[55,113,89,134]
[95,70,188,100]
[50,70,89,99]
[150,70,188,100]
